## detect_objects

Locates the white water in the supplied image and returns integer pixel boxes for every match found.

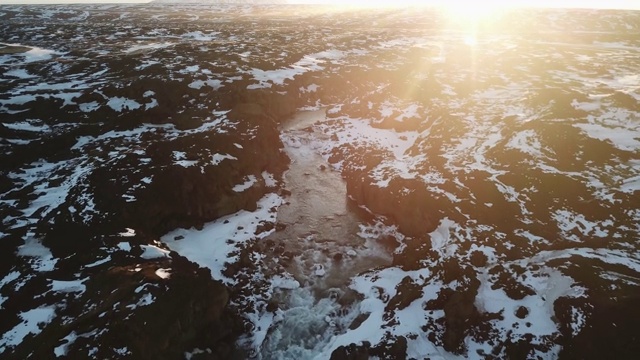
[258,109,392,359]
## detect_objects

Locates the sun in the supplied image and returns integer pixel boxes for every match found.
[294,0,636,10]
[439,1,509,24]
[296,0,512,21]
[298,0,504,8]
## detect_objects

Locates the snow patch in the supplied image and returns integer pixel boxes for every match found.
[0,307,56,351]
[161,193,284,283]
[140,244,170,259]
[18,237,57,272]
[155,268,171,279]
[233,175,258,192]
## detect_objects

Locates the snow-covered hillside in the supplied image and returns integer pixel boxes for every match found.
[0,3,639,360]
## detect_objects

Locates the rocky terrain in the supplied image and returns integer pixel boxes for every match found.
[0,3,639,360]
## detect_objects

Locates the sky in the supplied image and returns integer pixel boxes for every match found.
[0,0,639,10]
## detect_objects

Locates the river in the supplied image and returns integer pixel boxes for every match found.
[257,109,392,359]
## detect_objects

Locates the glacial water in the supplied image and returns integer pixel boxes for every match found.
[257,109,392,359]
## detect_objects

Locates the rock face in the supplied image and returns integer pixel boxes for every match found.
[1,3,640,360]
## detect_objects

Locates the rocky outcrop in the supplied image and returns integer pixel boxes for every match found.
[1,242,243,360]
[346,174,440,238]
[330,337,408,360]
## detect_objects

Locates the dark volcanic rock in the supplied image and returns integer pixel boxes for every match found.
[442,275,481,354]
[385,276,423,312]
[556,295,640,360]
[330,337,407,360]
[330,342,370,360]
[2,253,242,360]
[345,166,440,238]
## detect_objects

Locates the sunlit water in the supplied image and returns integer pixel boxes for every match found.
[258,109,392,359]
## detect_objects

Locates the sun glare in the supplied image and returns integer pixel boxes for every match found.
[297,0,511,24]
[463,35,478,46]
[295,0,639,10]
[440,2,509,24]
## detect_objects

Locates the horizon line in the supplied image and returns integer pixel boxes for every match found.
[0,0,639,11]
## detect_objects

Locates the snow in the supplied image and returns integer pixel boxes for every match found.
[396,103,420,121]
[106,97,142,112]
[301,83,319,93]
[172,150,223,167]
[126,293,154,310]
[4,68,36,79]
[0,271,21,308]
[315,246,586,359]
[466,261,586,358]
[119,228,136,237]
[0,307,56,352]
[50,279,86,294]
[248,50,344,89]
[210,153,237,165]
[161,193,284,283]
[620,174,640,193]
[0,43,60,64]
[117,242,132,252]
[506,129,545,158]
[574,120,640,151]
[271,274,300,290]
[113,347,130,356]
[183,31,220,41]
[73,123,174,150]
[184,65,199,73]
[175,159,198,167]
[569,306,587,336]
[54,332,77,357]
[84,255,111,268]
[553,209,612,241]
[515,229,550,246]
[17,237,57,272]
[245,310,278,356]
[429,218,459,258]
[317,266,437,358]
[171,151,193,167]
[78,101,100,112]
[18,79,87,93]
[2,120,49,132]
[0,271,20,289]
[188,79,223,90]
[232,175,257,192]
[261,171,277,187]
[145,98,159,110]
[532,248,640,274]
[140,244,170,259]
[185,348,211,360]
[136,59,160,70]
[571,98,601,112]
[317,115,419,169]
[124,41,173,53]
[155,268,171,279]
